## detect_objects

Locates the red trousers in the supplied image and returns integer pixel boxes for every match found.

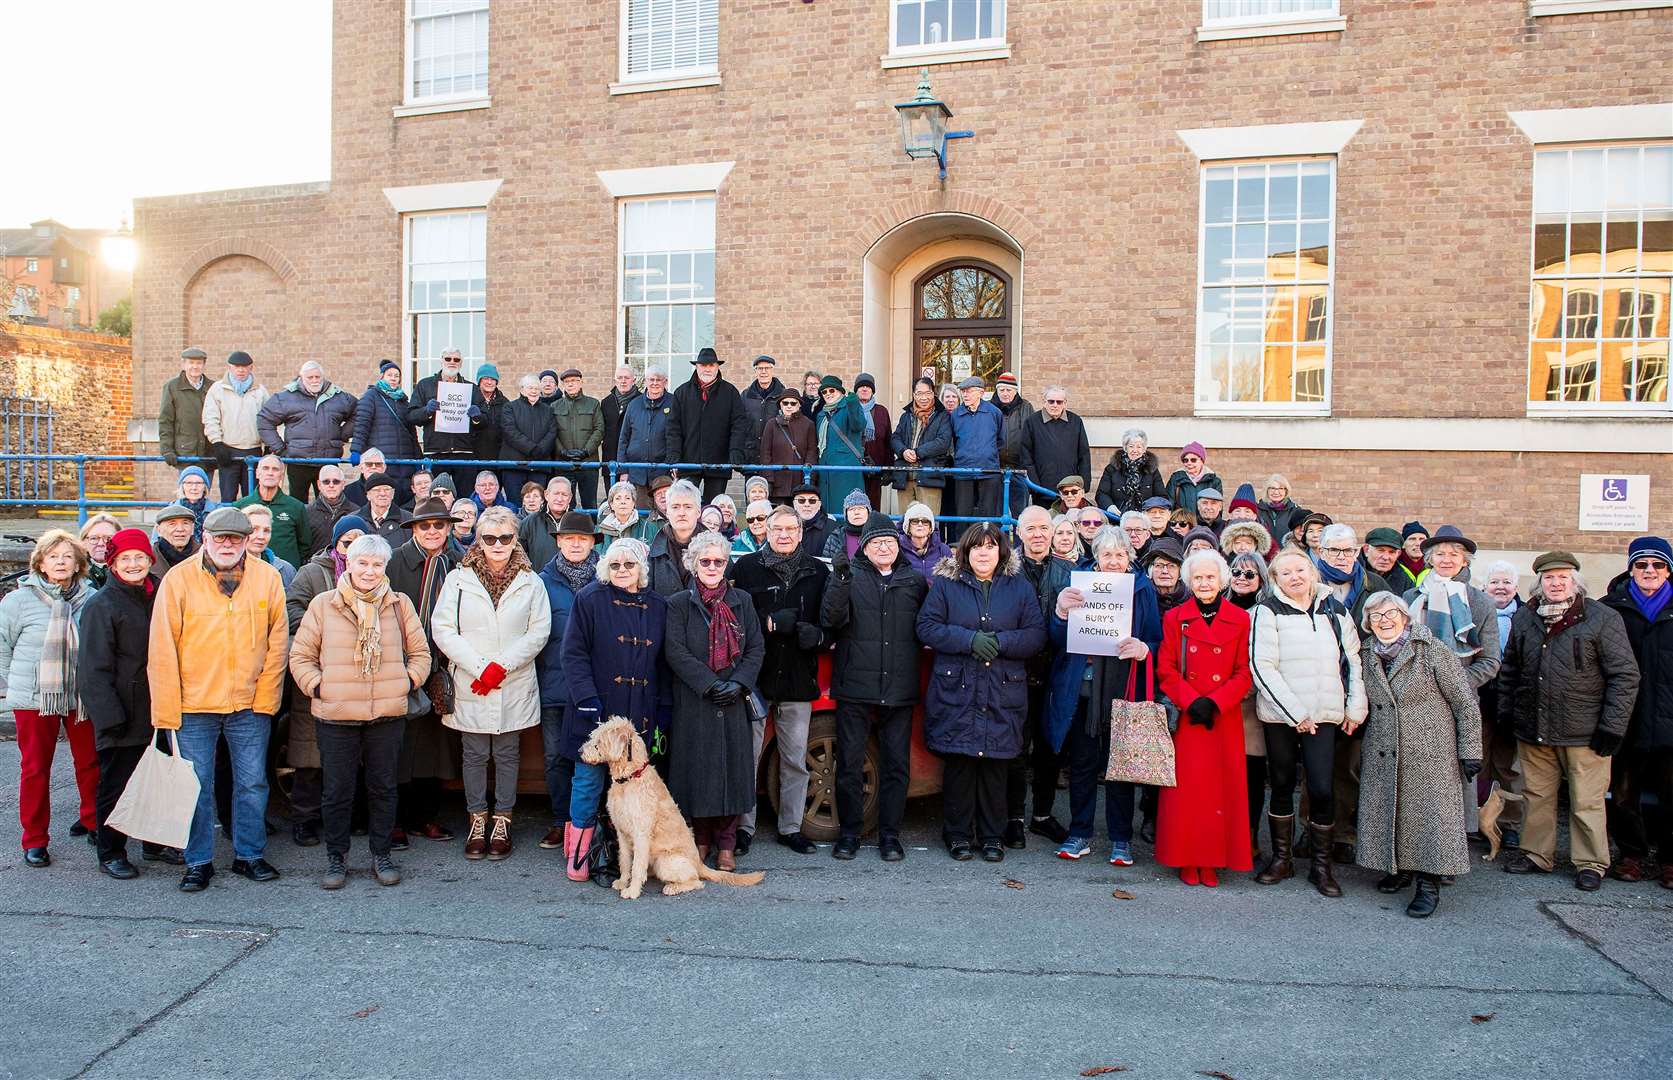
[15,709,98,849]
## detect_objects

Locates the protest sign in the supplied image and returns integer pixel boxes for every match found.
[436,380,472,434]
[1067,571,1135,656]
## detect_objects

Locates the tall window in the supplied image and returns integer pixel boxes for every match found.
[891,0,1006,53]
[405,211,487,379]
[1195,159,1335,411]
[914,261,1011,391]
[1529,144,1671,408]
[1202,0,1337,23]
[622,0,719,82]
[406,0,489,105]
[620,196,715,384]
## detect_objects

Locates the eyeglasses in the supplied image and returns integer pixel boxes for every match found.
[207,534,243,545]
[696,557,728,569]
[1321,547,1357,557]
[1044,398,1066,405]
[1182,456,1202,464]
[793,496,820,505]
[414,521,450,532]
[319,478,343,486]
[478,533,516,546]
[1632,559,1669,572]
[1230,568,1258,580]
[746,515,767,524]
[605,561,636,572]
[1368,611,1406,627]
[1059,486,1082,495]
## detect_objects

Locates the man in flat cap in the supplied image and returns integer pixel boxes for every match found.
[202,350,270,503]
[551,367,603,509]
[159,347,212,476]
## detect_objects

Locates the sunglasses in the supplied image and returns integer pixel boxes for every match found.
[319,478,344,486]
[746,515,767,524]
[606,560,636,571]
[1059,487,1082,495]
[1632,559,1669,571]
[1182,456,1202,464]
[793,496,820,504]
[696,557,728,569]
[414,520,450,532]
[1231,568,1258,580]
[478,533,516,546]
[1044,398,1066,405]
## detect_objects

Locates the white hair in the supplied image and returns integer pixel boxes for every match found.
[1266,548,1317,590]
[1424,540,1474,567]
[1181,549,1232,589]
[1119,510,1148,530]
[475,470,499,485]
[597,537,650,588]
[547,475,573,494]
[745,499,773,519]
[360,448,386,464]
[1043,384,1067,398]
[345,533,392,562]
[682,530,733,572]
[1091,525,1135,562]
[607,479,637,503]
[298,360,324,375]
[710,494,736,513]
[1320,523,1357,548]
[902,500,935,525]
[1359,590,1408,633]
[317,464,344,481]
[1121,428,1148,449]
[241,503,273,522]
[644,365,668,381]
[1015,505,1053,532]
[1485,559,1520,580]
[666,479,702,509]
[519,374,539,389]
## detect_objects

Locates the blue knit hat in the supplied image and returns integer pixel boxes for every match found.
[1402,521,1429,540]
[177,465,210,488]
[842,489,872,511]
[476,363,501,382]
[333,515,371,544]
[1627,535,1671,566]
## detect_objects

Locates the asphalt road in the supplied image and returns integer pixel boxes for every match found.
[1,740,1669,1080]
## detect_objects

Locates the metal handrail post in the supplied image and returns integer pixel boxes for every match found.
[75,455,88,526]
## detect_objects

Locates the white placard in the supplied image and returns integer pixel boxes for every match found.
[1067,571,1135,655]
[1578,473,1650,532]
[951,353,972,382]
[435,380,472,434]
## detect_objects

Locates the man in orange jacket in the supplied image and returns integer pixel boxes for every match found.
[149,507,289,893]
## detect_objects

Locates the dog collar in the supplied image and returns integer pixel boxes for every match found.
[613,763,649,785]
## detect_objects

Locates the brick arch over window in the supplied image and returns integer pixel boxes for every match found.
[177,237,301,290]
[853,191,1040,257]
[182,254,299,378]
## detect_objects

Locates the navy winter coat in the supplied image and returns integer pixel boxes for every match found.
[890,405,953,491]
[556,581,671,760]
[1042,570,1163,754]
[616,391,675,485]
[948,399,1003,470]
[350,385,421,478]
[915,552,1048,759]
[534,553,595,710]
[499,395,558,464]
[257,380,357,459]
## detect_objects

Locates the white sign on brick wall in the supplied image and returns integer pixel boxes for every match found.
[1578,474,1650,533]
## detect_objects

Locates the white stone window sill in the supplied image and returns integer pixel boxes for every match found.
[1196,16,1346,42]
[1529,0,1673,16]
[880,44,1010,69]
[1193,405,1332,418]
[609,72,722,96]
[1525,403,1673,419]
[393,97,491,118]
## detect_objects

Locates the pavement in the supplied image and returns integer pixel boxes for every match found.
[0,739,1669,1080]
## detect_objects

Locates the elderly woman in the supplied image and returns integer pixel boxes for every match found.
[1046,527,1161,865]
[916,522,1048,862]
[1119,510,1151,562]
[1182,526,1218,557]
[1073,506,1107,566]
[173,465,220,540]
[902,501,952,575]
[78,513,121,588]
[710,494,739,537]
[1167,509,1197,540]
[1221,520,1274,563]
[1228,549,1271,855]
[432,506,551,862]
[1256,474,1296,545]
[824,490,874,563]
[1317,525,1389,623]
[761,386,818,499]
[517,482,545,518]
[290,534,431,890]
[744,475,771,509]
[1250,548,1367,896]
[664,531,766,870]
[499,373,558,497]
[77,529,180,878]
[1155,550,1254,886]
[559,537,670,884]
[450,499,478,550]
[891,376,954,517]
[733,499,771,556]
[599,480,655,542]
[1095,428,1167,515]
[699,505,725,536]
[1052,514,1084,565]
[1354,591,1483,917]
[1165,441,1221,514]
[1,530,99,867]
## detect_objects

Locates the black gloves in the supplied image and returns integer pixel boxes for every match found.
[565,448,586,461]
[1460,759,1482,781]
[212,443,234,468]
[576,696,602,716]
[1187,697,1217,729]
[707,680,743,706]
[770,608,798,636]
[1588,730,1623,757]
[162,451,178,467]
[970,632,1000,662]
[796,622,822,651]
[831,550,851,577]
[729,450,744,467]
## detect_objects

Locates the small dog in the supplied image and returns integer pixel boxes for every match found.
[579,717,766,900]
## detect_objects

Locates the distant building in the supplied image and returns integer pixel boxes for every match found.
[1,219,130,329]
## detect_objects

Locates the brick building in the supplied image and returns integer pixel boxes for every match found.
[132,0,1671,555]
[1,219,130,329]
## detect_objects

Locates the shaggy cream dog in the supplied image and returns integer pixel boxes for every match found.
[580,717,766,900]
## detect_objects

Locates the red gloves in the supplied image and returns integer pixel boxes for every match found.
[470,662,508,696]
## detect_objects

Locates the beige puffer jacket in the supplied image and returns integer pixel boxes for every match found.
[289,587,431,723]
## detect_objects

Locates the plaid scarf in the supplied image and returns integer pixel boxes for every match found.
[32,579,83,716]
[1413,574,1478,659]
[335,575,390,677]
[698,581,743,672]
[461,543,531,607]
[205,552,246,598]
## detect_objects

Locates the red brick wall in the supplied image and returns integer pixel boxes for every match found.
[0,322,133,493]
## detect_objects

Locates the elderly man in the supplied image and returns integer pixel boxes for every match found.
[201,350,270,503]
[468,469,512,514]
[647,479,703,596]
[357,474,411,539]
[1601,536,1672,886]
[304,465,357,558]
[732,503,831,856]
[1194,489,1225,536]
[1359,527,1404,580]
[991,373,1034,516]
[388,497,462,842]
[159,346,211,472]
[234,454,310,567]
[1009,505,1072,844]
[741,354,787,465]
[666,347,749,503]
[1479,558,1526,847]
[617,365,673,504]
[950,377,1004,521]
[599,365,641,494]
[1502,551,1640,891]
[517,475,579,568]
[1020,384,1091,510]
[551,368,603,509]
[343,447,390,506]
[409,348,488,492]
[790,483,836,557]
[151,505,200,573]
[256,360,356,501]
[148,507,289,892]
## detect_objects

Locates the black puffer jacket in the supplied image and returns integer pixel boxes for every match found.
[821,553,928,705]
[498,395,558,464]
[665,373,749,476]
[1095,450,1168,513]
[75,576,156,750]
[408,375,486,456]
[1499,594,1640,747]
[731,548,830,702]
[1601,578,1673,750]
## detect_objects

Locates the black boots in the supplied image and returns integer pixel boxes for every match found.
[1377,871,1414,894]
[1407,873,1440,918]
[1255,814,1295,884]
[1307,822,1342,898]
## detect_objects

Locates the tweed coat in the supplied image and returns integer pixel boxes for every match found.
[1357,624,1484,876]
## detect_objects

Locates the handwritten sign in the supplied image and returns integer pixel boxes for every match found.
[1067,571,1134,656]
[435,380,472,434]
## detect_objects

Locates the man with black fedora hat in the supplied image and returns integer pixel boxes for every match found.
[666,347,749,503]
[535,511,602,860]
[356,473,411,540]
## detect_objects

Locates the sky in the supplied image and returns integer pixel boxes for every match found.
[3,0,332,230]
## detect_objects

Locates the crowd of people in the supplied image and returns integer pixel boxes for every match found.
[2,347,1664,919]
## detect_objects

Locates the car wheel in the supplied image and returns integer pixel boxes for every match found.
[765,711,879,842]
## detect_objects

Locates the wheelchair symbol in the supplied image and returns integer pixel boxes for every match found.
[1602,478,1628,503]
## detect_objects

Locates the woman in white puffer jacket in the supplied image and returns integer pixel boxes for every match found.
[1249,548,1366,897]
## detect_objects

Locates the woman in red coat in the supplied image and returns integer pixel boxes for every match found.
[1156,549,1255,886]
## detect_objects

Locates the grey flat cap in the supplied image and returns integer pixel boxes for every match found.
[154,504,197,525]
[957,376,986,390]
[202,506,253,537]
[180,347,208,360]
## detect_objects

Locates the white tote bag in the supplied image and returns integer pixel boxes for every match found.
[106,730,201,849]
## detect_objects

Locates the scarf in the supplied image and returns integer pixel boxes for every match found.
[1373,629,1410,664]
[462,543,531,608]
[862,401,876,442]
[1314,555,1367,611]
[416,545,451,627]
[912,399,935,427]
[229,371,254,395]
[1229,587,1260,610]
[1631,579,1672,623]
[1116,453,1146,511]
[181,497,210,542]
[376,379,409,404]
[817,410,830,456]
[335,575,389,677]
[1413,574,1477,659]
[1397,550,1426,579]
[1195,591,1224,624]
[553,555,595,594]
[207,552,246,598]
[1537,595,1575,628]
[332,549,349,581]
[155,535,196,568]
[32,579,82,716]
[760,544,804,586]
[698,580,743,672]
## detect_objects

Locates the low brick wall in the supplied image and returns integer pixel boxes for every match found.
[0,322,134,494]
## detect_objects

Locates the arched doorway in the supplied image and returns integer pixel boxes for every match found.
[912,259,1011,391]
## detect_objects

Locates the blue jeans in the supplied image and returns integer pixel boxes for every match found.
[541,707,573,826]
[177,710,271,867]
[568,762,608,830]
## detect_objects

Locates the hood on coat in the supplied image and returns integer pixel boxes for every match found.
[932,548,1023,581]
[1219,520,1273,556]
